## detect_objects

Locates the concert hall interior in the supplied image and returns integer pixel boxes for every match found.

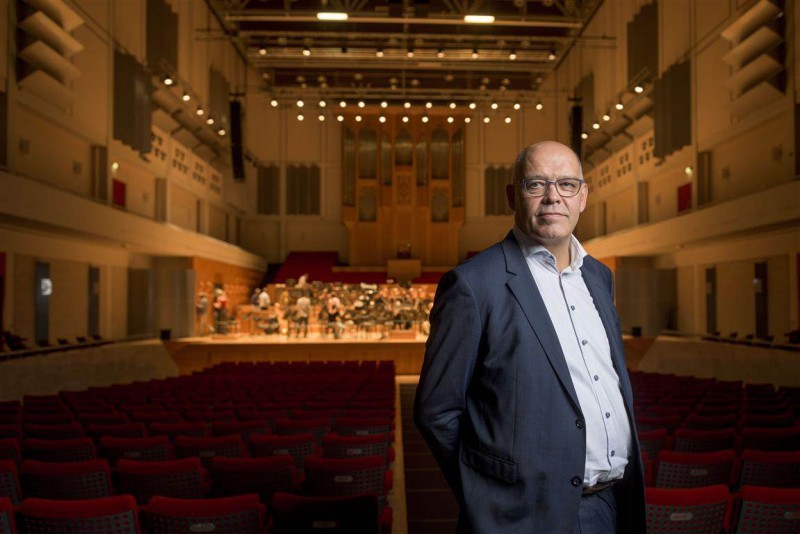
[0,0,799,533]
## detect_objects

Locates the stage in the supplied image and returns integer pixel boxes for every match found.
[165,331,428,376]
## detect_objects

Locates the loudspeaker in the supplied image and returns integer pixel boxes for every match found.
[570,105,582,156]
[230,100,245,181]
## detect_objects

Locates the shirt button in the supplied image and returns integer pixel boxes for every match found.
[575,419,585,429]
[605,412,611,419]
[593,375,599,381]
[570,305,576,311]
[571,476,581,487]
[611,450,616,457]
[581,340,588,346]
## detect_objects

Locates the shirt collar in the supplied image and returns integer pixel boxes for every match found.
[512,226,587,271]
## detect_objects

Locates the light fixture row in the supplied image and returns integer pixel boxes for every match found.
[580,82,650,140]
[257,45,556,62]
[161,74,227,137]
[313,12,497,24]
[294,113,517,124]
[270,98,545,111]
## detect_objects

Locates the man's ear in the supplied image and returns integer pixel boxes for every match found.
[506,183,516,211]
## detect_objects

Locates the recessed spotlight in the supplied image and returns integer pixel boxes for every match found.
[469,102,477,110]
[319,100,327,108]
[483,116,490,123]
[504,116,511,124]
[379,116,386,123]
[602,112,611,121]
[380,101,388,108]
[548,49,556,61]
[404,102,411,109]
[634,85,644,93]
[111,162,119,172]
[355,115,362,122]
[376,48,384,57]
[447,116,454,123]
[337,115,344,122]
[182,92,191,102]
[402,116,409,123]
[425,102,433,109]
[513,102,521,110]
[615,100,624,110]
[592,122,600,130]
[296,100,304,108]
[581,132,588,139]
[206,117,214,125]
[407,47,414,58]
[258,47,267,56]
[422,116,429,123]
[684,166,693,175]
[449,102,456,109]
[509,50,517,60]
[196,107,205,115]
[471,48,479,59]
[163,75,174,86]
[437,48,445,58]
[464,117,471,123]
[218,128,226,136]
[490,102,498,110]
[339,101,347,108]
[318,114,325,121]
[358,101,365,108]
[535,101,543,111]
[302,47,311,56]
[297,114,304,121]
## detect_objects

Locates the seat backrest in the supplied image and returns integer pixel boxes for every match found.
[210,456,298,499]
[20,495,139,534]
[0,461,21,506]
[174,435,243,467]
[23,437,96,462]
[149,422,208,440]
[116,457,206,505]
[86,423,148,441]
[673,428,737,453]
[21,459,112,500]
[739,426,800,451]
[249,433,317,471]
[735,485,800,534]
[270,492,379,534]
[274,419,331,445]
[737,450,800,489]
[146,494,264,534]
[98,436,174,464]
[304,455,387,497]
[646,485,731,534]
[322,434,389,460]
[656,450,736,488]
[334,417,391,437]
[24,423,85,440]
[637,429,669,459]
[0,440,20,467]
[0,496,17,534]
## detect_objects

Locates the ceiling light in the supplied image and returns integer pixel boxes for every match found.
[509,50,517,60]
[464,117,471,123]
[504,116,511,124]
[297,114,304,121]
[407,47,415,58]
[302,47,311,56]
[355,115,362,122]
[684,166,693,175]
[317,12,348,21]
[445,74,454,82]
[581,132,588,139]
[319,100,327,108]
[380,101,388,108]
[535,101,543,111]
[402,116,409,123]
[602,112,611,121]
[615,100,624,110]
[337,115,344,122]
[218,128,226,136]
[163,75,174,86]
[422,116,429,123]
[513,102,521,110]
[469,102,477,110]
[634,85,644,93]
[296,100,304,108]
[379,116,386,123]
[196,106,205,115]
[318,114,325,122]
[592,122,600,129]
[358,101,365,108]
[376,48,384,57]
[490,102,498,110]
[449,102,456,109]
[339,100,347,108]
[447,116,454,123]
[258,47,267,56]
[182,92,190,102]
[548,49,556,61]
[483,116,490,123]
[425,102,433,109]
[464,15,495,24]
[404,102,411,109]
[110,162,119,172]
[437,48,445,58]
[471,48,479,59]
[206,117,214,125]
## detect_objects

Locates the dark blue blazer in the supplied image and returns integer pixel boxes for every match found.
[414,232,646,533]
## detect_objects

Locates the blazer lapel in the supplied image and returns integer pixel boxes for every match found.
[580,260,635,407]
[501,233,582,413]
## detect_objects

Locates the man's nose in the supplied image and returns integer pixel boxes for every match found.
[542,182,562,202]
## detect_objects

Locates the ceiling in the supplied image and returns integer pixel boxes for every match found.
[208,0,605,109]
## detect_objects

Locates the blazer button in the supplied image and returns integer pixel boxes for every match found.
[571,476,581,487]
[575,419,585,429]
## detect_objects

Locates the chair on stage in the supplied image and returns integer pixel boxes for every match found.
[646,485,731,534]
[734,485,800,534]
[116,457,208,504]
[21,459,112,500]
[145,494,266,534]
[19,495,139,534]
[270,493,386,534]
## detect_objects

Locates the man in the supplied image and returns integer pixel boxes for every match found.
[414,141,646,533]
[258,288,271,310]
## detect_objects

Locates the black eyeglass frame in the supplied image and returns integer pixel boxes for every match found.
[518,178,586,198]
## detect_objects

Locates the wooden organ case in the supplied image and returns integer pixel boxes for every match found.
[341,112,465,267]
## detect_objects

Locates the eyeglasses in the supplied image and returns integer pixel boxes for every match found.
[519,178,585,197]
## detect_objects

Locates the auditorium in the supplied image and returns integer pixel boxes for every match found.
[0,0,798,532]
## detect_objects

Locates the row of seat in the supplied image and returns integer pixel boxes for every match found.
[0,492,392,534]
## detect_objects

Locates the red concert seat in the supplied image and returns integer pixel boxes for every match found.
[210,456,299,500]
[19,495,139,534]
[638,429,670,460]
[736,449,800,489]
[270,492,387,534]
[86,423,148,441]
[149,422,208,440]
[24,422,84,440]
[304,455,392,501]
[734,485,800,534]
[274,418,331,445]
[645,485,731,534]
[322,434,394,462]
[249,434,318,472]
[145,494,266,534]
[175,435,244,467]
[98,436,175,464]
[0,496,17,534]
[0,461,21,506]
[673,428,737,453]
[739,426,800,451]
[116,457,208,504]
[334,417,392,438]
[211,420,270,441]
[24,437,96,462]
[0,440,20,468]
[655,450,736,488]
[21,459,112,500]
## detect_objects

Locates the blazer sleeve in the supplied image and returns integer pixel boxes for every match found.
[413,269,481,499]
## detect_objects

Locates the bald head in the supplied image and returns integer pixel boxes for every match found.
[512,141,583,183]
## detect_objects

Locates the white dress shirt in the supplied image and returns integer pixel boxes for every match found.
[513,226,631,486]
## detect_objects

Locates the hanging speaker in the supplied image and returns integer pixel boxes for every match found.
[230,100,245,181]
